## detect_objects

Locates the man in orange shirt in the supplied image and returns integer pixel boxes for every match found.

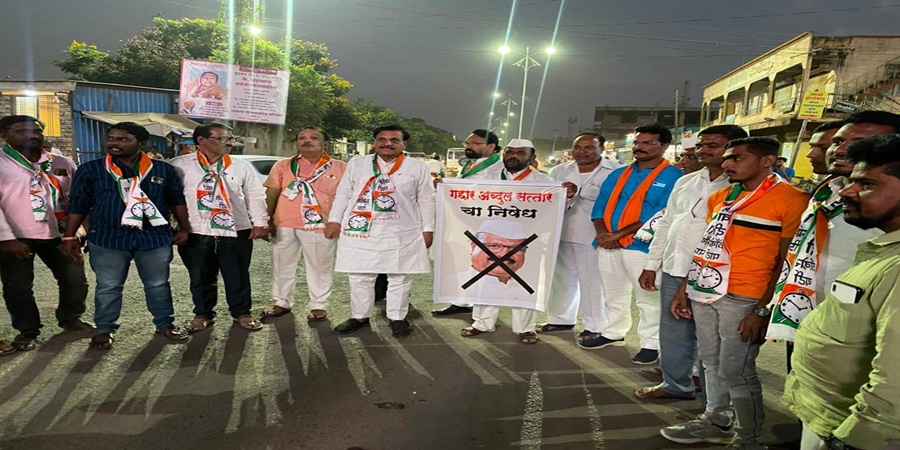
[262,127,346,321]
[662,137,809,449]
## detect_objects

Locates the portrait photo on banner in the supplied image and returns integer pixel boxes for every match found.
[434,179,566,311]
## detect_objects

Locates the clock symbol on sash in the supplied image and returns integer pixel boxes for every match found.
[131,202,157,217]
[212,212,235,228]
[348,214,369,229]
[375,194,396,210]
[777,260,791,285]
[688,260,702,281]
[31,194,45,209]
[647,214,662,232]
[696,266,724,289]
[304,209,322,222]
[778,293,813,324]
[199,193,215,208]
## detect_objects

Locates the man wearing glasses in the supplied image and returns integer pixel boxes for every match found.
[433,129,505,317]
[633,125,746,402]
[580,123,682,365]
[538,132,621,340]
[170,123,270,333]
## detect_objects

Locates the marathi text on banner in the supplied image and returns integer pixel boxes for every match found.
[433,179,566,311]
[178,58,290,125]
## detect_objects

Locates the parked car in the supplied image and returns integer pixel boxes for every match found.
[230,155,286,184]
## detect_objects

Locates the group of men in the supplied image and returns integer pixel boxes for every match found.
[1,110,899,449]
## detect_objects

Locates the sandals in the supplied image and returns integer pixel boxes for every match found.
[261,305,292,318]
[0,340,15,356]
[306,309,328,321]
[535,323,575,333]
[518,332,540,345]
[89,333,114,350]
[185,316,214,333]
[461,327,486,337]
[233,315,263,331]
[155,326,190,341]
[11,335,36,351]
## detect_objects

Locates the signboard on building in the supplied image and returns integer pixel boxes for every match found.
[796,91,828,120]
[178,59,290,125]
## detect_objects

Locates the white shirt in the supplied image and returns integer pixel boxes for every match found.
[426,159,445,174]
[0,205,14,241]
[644,167,732,276]
[818,178,882,294]
[329,155,435,274]
[0,151,77,239]
[550,159,622,245]
[458,155,504,180]
[170,153,269,234]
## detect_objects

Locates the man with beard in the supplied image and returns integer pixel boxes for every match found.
[766,113,899,369]
[580,123,682,365]
[62,122,192,349]
[462,139,564,344]
[635,125,747,401]
[785,134,900,450]
[262,127,346,321]
[538,132,620,339]
[432,128,505,317]
[170,123,270,333]
[325,125,434,337]
[0,115,91,352]
[663,137,808,449]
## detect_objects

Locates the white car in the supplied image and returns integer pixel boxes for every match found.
[230,155,286,184]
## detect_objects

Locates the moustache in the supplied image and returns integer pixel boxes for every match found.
[488,256,516,264]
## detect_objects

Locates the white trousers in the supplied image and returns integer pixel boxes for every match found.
[348,273,411,321]
[547,241,606,331]
[597,248,660,349]
[471,305,536,334]
[271,228,337,311]
[800,424,825,450]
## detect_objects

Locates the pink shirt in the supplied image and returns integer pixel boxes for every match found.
[0,150,77,239]
[264,155,346,229]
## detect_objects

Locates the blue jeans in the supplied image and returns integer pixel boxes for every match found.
[88,244,175,334]
[658,273,705,403]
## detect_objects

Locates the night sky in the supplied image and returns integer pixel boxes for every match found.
[3,0,899,140]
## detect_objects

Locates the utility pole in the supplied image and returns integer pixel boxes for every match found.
[673,89,680,144]
[501,94,518,133]
[512,46,541,139]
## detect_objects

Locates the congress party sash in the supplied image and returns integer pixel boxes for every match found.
[196,152,237,237]
[603,160,670,247]
[106,153,168,229]
[2,144,62,222]
[634,208,666,243]
[282,153,332,230]
[344,154,403,237]
[459,153,500,179]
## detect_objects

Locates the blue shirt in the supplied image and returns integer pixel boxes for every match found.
[591,162,682,252]
[68,157,186,250]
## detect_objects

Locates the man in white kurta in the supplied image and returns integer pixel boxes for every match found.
[540,132,620,339]
[170,123,270,332]
[433,128,505,316]
[463,139,561,344]
[325,125,435,337]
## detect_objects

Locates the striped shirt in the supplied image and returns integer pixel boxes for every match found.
[68,157,187,250]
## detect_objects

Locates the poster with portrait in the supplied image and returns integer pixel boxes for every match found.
[178,59,290,125]
[434,179,566,311]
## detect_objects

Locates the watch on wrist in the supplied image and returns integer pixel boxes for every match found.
[825,435,856,450]
[753,306,771,317]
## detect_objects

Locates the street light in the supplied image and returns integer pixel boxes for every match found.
[248,25,262,36]
[499,45,554,138]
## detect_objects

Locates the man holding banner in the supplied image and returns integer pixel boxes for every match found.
[433,128,505,317]
[580,123,682,365]
[324,125,434,338]
[460,138,567,345]
[662,137,808,449]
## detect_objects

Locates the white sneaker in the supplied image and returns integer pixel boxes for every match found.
[660,416,736,444]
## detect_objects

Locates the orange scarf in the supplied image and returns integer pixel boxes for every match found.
[603,160,670,247]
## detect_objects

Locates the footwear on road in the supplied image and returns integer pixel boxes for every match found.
[660,416,735,444]
[577,335,625,350]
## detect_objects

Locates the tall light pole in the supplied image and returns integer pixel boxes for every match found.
[499,45,553,139]
[500,94,518,135]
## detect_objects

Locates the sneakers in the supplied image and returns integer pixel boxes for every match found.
[577,335,625,350]
[660,416,735,444]
[632,348,659,365]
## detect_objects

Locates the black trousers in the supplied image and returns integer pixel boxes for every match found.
[177,230,253,319]
[0,238,88,337]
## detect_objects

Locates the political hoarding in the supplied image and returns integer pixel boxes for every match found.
[434,179,566,311]
[178,59,290,125]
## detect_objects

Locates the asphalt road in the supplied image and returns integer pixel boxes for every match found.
[0,241,801,450]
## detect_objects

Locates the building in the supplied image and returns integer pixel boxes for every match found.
[701,33,900,179]
[592,106,702,147]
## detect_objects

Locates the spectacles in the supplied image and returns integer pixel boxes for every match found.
[483,243,527,254]
[209,136,235,143]
[632,140,660,147]
[375,137,403,145]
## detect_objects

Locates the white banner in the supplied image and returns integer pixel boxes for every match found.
[178,59,290,125]
[433,179,566,311]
